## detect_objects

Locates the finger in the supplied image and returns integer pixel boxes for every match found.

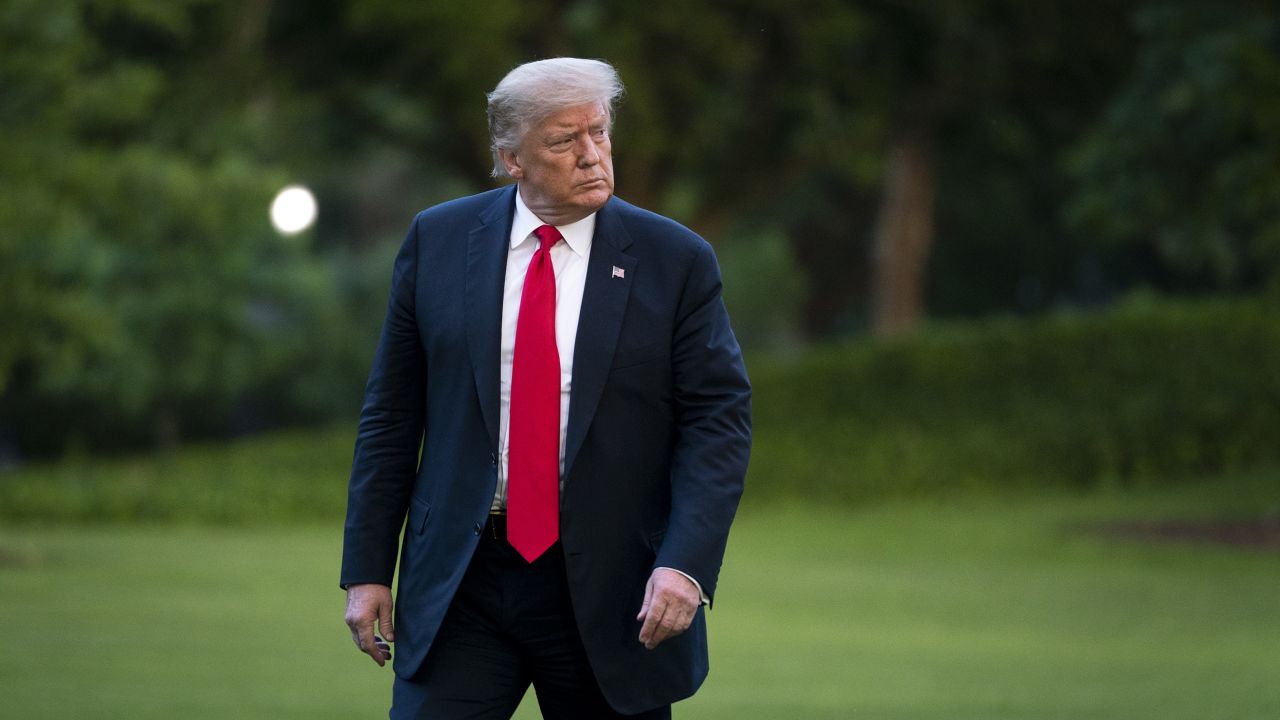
[648,586,699,648]
[652,601,687,645]
[356,619,384,666]
[379,598,396,643]
[639,596,668,649]
[636,574,655,622]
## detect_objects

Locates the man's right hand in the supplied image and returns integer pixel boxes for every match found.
[344,583,394,666]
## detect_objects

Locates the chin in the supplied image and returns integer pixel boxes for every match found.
[576,188,613,211]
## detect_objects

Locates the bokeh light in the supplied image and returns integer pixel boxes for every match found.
[270,184,318,235]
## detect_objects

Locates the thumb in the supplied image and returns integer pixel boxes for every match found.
[636,574,655,621]
[380,598,395,643]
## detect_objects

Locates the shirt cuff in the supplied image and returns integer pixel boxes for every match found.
[656,566,710,606]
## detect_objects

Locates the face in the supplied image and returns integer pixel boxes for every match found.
[501,102,615,224]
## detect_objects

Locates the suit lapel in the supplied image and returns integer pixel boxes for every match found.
[564,198,636,480]
[466,186,516,451]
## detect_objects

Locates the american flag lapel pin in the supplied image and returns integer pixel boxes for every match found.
[611,266,625,279]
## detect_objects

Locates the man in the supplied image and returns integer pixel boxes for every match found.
[341,57,751,719]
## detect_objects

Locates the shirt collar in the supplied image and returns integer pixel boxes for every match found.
[510,186,595,258]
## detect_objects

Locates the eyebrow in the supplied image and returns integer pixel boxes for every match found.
[545,125,606,142]
[541,115,609,145]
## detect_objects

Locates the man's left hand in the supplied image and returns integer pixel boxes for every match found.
[636,567,701,650]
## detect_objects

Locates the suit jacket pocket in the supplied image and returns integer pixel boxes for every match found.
[408,494,431,536]
[611,342,668,371]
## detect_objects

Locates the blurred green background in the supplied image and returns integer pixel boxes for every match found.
[1,0,1278,717]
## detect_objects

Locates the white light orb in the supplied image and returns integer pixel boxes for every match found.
[270,184,318,235]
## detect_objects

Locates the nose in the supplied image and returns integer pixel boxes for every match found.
[576,135,600,167]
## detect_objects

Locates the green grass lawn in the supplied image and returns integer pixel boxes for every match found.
[1,472,1277,719]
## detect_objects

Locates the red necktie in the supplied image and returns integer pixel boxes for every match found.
[508,224,562,562]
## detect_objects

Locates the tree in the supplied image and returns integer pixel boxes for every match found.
[0,0,336,452]
[1067,1,1280,294]
[263,0,1139,339]
[567,0,1138,336]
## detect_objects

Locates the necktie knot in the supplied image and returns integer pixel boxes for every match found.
[533,224,562,253]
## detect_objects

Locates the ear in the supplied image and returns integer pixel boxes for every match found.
[498,148,523,179]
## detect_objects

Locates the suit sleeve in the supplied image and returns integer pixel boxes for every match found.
[652,240,752,605]
[340,217,426,589]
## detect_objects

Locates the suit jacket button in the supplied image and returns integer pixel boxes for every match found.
[473,522,482,535]
[490,452,497,465]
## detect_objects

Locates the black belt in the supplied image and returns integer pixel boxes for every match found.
[485,512,507,540]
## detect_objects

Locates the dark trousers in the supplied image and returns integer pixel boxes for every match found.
[391,515,672,720]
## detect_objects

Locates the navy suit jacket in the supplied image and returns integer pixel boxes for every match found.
[341,185,751,713]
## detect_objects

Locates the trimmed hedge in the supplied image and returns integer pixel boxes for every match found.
[0,428,355,524]
[2,294,1277,522]
[748,293,1280,504]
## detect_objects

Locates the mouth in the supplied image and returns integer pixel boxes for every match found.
[578,178,607,188]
